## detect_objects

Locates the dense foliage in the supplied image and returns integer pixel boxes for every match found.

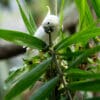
[1,0,100,99]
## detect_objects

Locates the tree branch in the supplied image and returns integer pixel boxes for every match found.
[0,40,26,59]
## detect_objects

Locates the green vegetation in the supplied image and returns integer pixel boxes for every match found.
[1,0,100,99]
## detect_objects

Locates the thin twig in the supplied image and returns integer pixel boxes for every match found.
[47,10,72,100]
[47,1,72,99]
[48,33,52,47]
[53,54,72,100]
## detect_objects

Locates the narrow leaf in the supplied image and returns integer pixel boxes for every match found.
[70,45,100,67]
[91,0,100,18]
[75,0,94,30]
[68,79,100,92]
[55,27,100,51]
[28,11,37,32]
[16,0,35,35]
[86,97,100,100]
[23,0,37,31]
[0,29,46,49]
[5,58,52,100]
[5,70,22,84]
[30,76,59,100]
[5,66,26,85]
[59,0,65,26]
[67,68,100,79]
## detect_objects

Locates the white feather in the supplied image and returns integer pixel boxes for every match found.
[34,26,49,44]
[34,14,60,45]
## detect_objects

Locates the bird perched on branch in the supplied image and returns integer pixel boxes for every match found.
[26,7,60,58]
[34,7,60,45]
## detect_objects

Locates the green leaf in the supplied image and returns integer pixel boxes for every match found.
[75,0,94,30]
[86,97,100,100]
[0,29,46,49]
[5,58,52,100]
[91,0,100,18]
[23,0,37,32]
[59,0,65,26]
[59,0,65,40]
[68,79,100,92]
[16,0,35,35]
[55,27,100,51]
[5,66,27,86]
[69,45,100,67]
[6,69,22,84]
[67,68,100,79]
[30,76,59,100]
[28,10,37,32]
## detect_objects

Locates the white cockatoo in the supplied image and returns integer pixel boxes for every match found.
[26,8,60,58]
[34,10,60,45]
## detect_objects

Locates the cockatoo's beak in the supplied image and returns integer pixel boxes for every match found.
[43,26,54,34]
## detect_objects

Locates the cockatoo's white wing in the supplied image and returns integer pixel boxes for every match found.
[34,26,49,44]
[34,14,60,45]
